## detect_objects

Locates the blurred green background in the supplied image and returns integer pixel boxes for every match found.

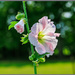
[0,1,75,74]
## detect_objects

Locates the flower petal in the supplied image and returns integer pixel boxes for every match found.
[29,32,46,54]
[42,39,58,57]
[45,32,60,37]
[35,42,46,54]
[42,24,56,35]
[46,39,58,50]
[42,35,56,41]
[31,23,43,35]
[54,33,60,37]
[14,19,24,34]
[42,42,54,56]
[28,32,38,46]
[39,16,48,29]
[45,32,54,36]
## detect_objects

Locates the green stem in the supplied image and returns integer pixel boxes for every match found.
[34,63,37,74]
[23,1,29,33]
[23,1,34,53]
[22,1,37,74]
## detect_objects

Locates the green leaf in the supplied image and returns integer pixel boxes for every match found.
[22,39,29,45]
[8,21,18,30]
[20,34,29,45]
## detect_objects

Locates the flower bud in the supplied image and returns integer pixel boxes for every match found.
[31,53,35,58]
[29,56,34,61]
[29,53,35,61]
[20,34,29,45]
[16,12,25,20]
[14,19,24,34]
[38,58,45,62]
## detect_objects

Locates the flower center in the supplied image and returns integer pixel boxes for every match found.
[38,31,45,43]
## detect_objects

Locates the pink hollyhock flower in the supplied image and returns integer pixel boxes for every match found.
[29,16,60,57]
[14,19,24,34]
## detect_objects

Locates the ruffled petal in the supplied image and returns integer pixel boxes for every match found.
[50,39,58,50]
[42,24,56,35]
[42,42,54,56]
[38,16,56,34]
[42,35,56,41]
[29,32,46,54]
[45,32,60,37]
[45,38,58,50]
[45,32,54,36]
[54,33,60,37]
[39,16,48,29]
[42,39,58,57]
[28,32,38,46]
[35,42,46,54]
[31,23,43,35]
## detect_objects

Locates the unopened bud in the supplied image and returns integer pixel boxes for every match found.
[39,58,45,62]
[29,56,34,61]
[29,53,35,61]
[16,12,25,20]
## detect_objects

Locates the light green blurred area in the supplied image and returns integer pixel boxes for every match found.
[0,60,74,74]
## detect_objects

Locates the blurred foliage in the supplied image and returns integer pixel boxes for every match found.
[0,60,74,74]
[0,1,75,60]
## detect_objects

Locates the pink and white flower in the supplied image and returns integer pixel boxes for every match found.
[14,19,24,34]
[29,16,60,57]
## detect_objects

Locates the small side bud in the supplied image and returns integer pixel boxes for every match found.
[29,56,34,61]
[31,53,35,58]
[16,12,25,20]
[38,58,45,62]
[20,34,29,45]
[29,53,35,61]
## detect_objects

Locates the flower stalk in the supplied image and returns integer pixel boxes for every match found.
[22,1,37,74]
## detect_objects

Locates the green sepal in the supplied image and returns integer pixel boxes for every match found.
[20,34,29,45]
[8,21,18,30]
[29,53,35,61]
[38,57,45,62]
[29,51,49,64]
[29,56,34,61]
[35,51,49,60]
[16,12,25,20]
[23,18,27,24]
